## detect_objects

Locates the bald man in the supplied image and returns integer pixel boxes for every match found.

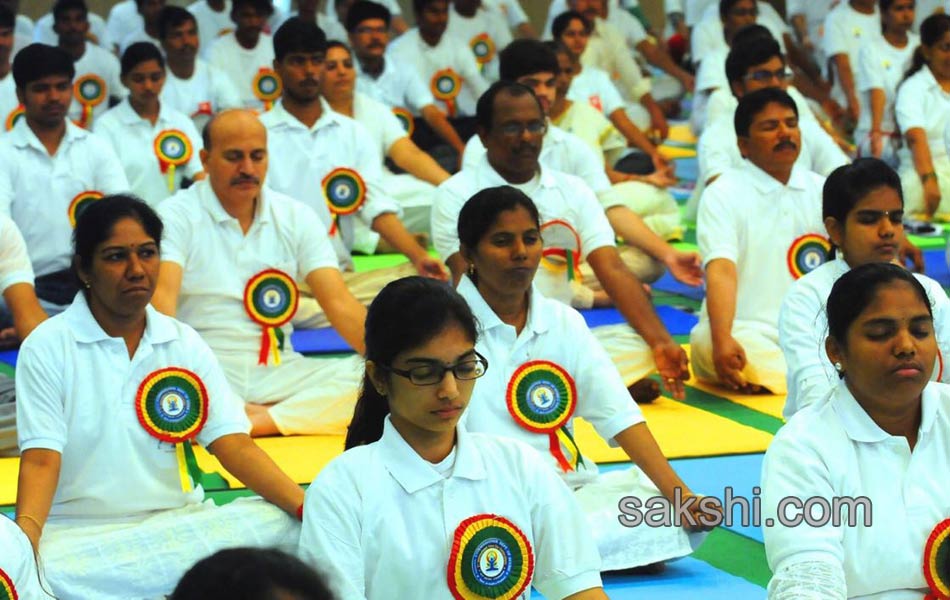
[152,109,366,437]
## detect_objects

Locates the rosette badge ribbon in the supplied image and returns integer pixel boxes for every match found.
[448,514,534,600]
[154,129,194,192]
[4,104,23,132]
[540,220,582,283]
[470,33,496,73]
[253,68,283,112]
[73,73,107,129]
[67,190,105,228]
[136,367,209,492]
[244,269,299,366]
[322,167,367,236]
[431,68,463,118]
[924,518,950,600]
[787,233,831,280]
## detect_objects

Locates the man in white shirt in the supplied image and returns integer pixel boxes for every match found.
[34,7,110,49]
[153,109,367,437]
[119,0,165,55]
[324,0,409,34]
[446,0,513,83]
[207,0,276,110]
[160,6,241,131]
[187,0,234,57]
[53,0,125,129]
[0,44,129,315]
[0,5,17,129]
[105,0,142,53]
[691,87,826,395]
[823,0,880,126]
[432,81,692,398]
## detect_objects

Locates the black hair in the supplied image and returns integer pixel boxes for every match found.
[231,0,275,18]
[73,194,163,275]
[412,0,445,16]
[458,186,541,251]
[273,17,328,62]
[719,0,752,20]
[170,548,335,600]
[725,25,782,86]
[120,41,165,77]
[158,5,197,40]
[475,80,543,132]
[52,0,88,23]
[904,13,950,82]
[344,0,391,32]
[326,40,350,53]
[12,44,76,89]
[551,10,591,39]
[733,86,797,137]
[0,5,12,29]
[499,39,559,82]
[827,263,932,348]
[345,277,478,450]
[822,158,903,223]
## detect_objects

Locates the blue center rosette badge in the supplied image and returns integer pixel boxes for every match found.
[154,129,194,192]
[506,360,581,472]
[253,68,282,111]
[431,68,462,117]
[73,73,106,128]
[243,269,299,366]
[470,33,496,71]
[135,367,209,493]
[786,233,831,280]
[67,190,104,228]
[322,167,366,236]
[447,514,534,600]
[924,519,950,599]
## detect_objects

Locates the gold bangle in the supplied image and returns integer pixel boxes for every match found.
[921,171,937,183]
[16,513,44,532]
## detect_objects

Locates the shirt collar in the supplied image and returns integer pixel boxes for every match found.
[832,379,941,443]
[379,416,486,494]
[63,291,178,345]
[269,97,342,133]
[111,98,175,126]
[741,159,808,193]
[475,152,556,189]
[195,179,272,226]
[457,275,549,336]
[9,119,89,154]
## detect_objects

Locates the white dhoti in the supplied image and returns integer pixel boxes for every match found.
[41,498,301,600]
[689,319,787,395]
[600,182,683,241]
[591,323,656,386]
[293,263,417,329]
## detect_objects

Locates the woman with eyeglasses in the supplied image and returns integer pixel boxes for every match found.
[297,275,609,600]
[854,0,917,166]
[779,159,950,419]
[454,186,718,572]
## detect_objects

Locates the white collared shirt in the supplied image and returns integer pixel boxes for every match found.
[0,516,46,600]
[896,66,950,162]
[458,276,643,487]
[567,66,625,117]
[67,42,126,127]
[432,154,616,261]
[386,27,489,117]
[779,257,950,419]
[762,380,950,598]
[697,161,826,330]
[16,293,250,524]
[259,99,401,268]
[207,31,275,110]
[94,99,203,206]
[445,3,513,82]
[158,180,339,353]
[161,59,242,132]
[0,120,129,277]
[855,33,919,135]
[298,417,603,600]
[0,213,33,295]
[823,2,882,106]
[355,56,436,115]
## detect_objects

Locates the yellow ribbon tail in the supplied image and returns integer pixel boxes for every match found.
[175,442,193,493]
[167,163,176,192]
[269,327,281,366]
[81,104,92,129]
[555,427,582,471]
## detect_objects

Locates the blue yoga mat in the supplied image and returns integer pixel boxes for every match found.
[924,248,949,287]
[674,157,699,183]
[652,271,706,301]
[579,305,698,336]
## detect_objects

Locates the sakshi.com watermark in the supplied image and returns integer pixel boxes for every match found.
[617,487,873,529]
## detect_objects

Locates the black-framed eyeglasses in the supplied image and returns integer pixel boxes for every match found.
[496,120,547,137]
[380,351,489,386]
[744,68,794,83]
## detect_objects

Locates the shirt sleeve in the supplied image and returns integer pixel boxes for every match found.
[921,275,950,384]
[895,75,925,132]
[800,119,850,176]
[404,70,437,115]
[855,41,882,92]
[0,145,17,217]
[350,122,402,226]
[501,0,528,27]
[568,176,617,257]
[156,200,192,267]
[458,48,491,103]
[186,324,252,445]
[211,65,243,111]
[777,280,837,415]
[696,177,739,266]
[822,11,849,58]
[180,117,205,179]
[593,70,626,117]
[15,335,68,453]
[697,121,738,184]
[0,214,34,294]
[567,137,612,194]
[378,108,408,156]
[431,179,467,259]
[105,52,126,101]
[292,201,342,278]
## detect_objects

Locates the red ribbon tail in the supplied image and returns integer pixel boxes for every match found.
[258,327,271,365]
[329,217,338,237]
[549,432,572,472]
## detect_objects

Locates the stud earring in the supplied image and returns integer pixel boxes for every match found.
[83,280,91,289]
[468,263,476,276]
[834,362,843,373]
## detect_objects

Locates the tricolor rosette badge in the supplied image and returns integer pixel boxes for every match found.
[392,107,415,136]
[73,73,107,128]
[253,68,282,111]
[67,190,104,228]
[447,514,534,600]
[470,33,496,71]
[322,167,366,236]
[506,360,582,472]
[135,367,209,493]
[0,566,15,600]
[153,129,194,192]
[787,233,831,280]
[924,518,950,600]
[244,269,299,366]
[4,105,23,132]
[431,68,462,117]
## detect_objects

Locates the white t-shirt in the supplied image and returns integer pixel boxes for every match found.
[0,121,129,277]
[158,180,338,354]
[446,3,513,82]
[855,33,919,137]
[354,57,435,115]
[823,2,881,106]
[206,31,276,110]
[68,42,126,128]
[762,380,950,598]
[33,11,111,49]
[697,161,826,331]
[567,66,626,116]
[298,417,603,600]
[160,59,243,132]
[0,516,47,600]
[896,66,950,162]
[16,293,250,524]
[93,99,204,206]
[187,0,234,57]
[0,213,34,295]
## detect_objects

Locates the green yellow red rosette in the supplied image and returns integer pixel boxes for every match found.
[252,68,282,111]
[4,105,23,132]
[73,73,107,129]
[322,167,366,236]
[67,190,104,228]
[470,33,496,70]
[135,367,209,493]
[506,360,581,471]
[431,68,462,117]
[153,129,194,192]
[447,514,534,600]
[392,107,415,136]
[0,567,15,600]
[786,233,831,280]
[244,269,299,366]
[924,519,950,600]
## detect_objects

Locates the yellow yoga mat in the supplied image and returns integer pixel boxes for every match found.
[194,435,345,488]
[660,145,697,160]
[667,123,698,145]
[689,378,787,420]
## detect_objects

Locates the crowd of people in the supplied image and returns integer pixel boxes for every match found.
[0,0,948,598]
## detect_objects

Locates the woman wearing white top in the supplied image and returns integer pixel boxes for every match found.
[763,262,950,599]
[855,0,918,167]
[454,186,718,571]
[95,42,204,206]
[779,158,950,419]
[298,276,609,600]
[0,516,49,599]
[14,196,303,599]
[895,13,950,218]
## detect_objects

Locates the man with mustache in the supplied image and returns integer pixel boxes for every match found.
[159,6,241,131]
[0,43,128,315]
[153,109,368,438]
[207,0,275,110]
[690,87,825,396]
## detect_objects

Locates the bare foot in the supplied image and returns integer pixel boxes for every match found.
[628,378,661,403]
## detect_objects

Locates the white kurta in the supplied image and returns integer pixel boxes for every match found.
[895,66,950,215]
[762,380,950,599]
[298,417,603,600]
